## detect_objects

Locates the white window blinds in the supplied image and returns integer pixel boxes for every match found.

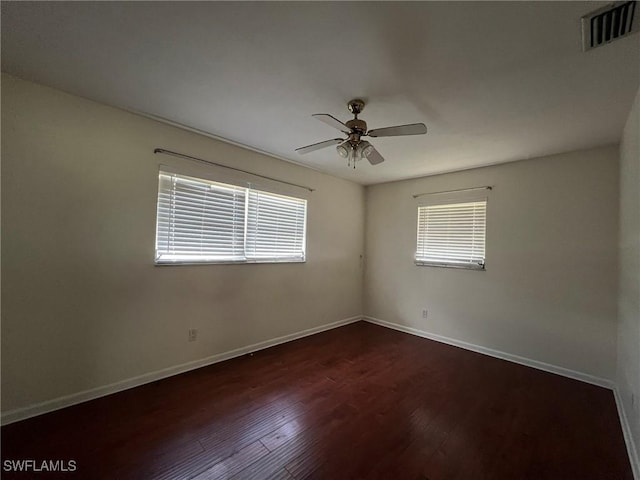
[415,200,487,269]
[246,190,307,261]
[155,171,306,264]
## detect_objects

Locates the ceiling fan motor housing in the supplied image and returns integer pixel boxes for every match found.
[346,119,367,135]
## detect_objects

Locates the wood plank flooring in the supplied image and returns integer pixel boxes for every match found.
[1,321,633,479]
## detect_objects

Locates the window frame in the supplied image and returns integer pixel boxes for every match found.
[414,197,487,271]
[154,170,307,266]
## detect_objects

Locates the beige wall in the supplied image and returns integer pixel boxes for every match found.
[618,86,640,464]
[1,74,365,414]
[365,146,619,380]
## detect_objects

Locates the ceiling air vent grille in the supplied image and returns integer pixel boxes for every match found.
[582,1,638,51]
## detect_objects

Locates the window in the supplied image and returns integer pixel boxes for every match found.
[155,171,306,264]
[415,199,486,270]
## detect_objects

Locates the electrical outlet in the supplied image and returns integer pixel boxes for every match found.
[422,309,428,319]
[188,328,198,342]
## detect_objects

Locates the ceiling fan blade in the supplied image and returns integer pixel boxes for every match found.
[295,138,343,155]
[365,146,385,165]
[312,114,350,133]
[367,123,427,137]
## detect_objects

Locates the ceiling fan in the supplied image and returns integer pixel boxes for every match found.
[295,99,427,168]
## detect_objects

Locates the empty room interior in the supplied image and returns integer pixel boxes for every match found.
[1,1,640,479]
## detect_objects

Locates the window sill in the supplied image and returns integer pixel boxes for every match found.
[155,258,306,266]
[415,261,485,271]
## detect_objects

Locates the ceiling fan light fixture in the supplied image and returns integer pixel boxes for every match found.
[336,141,351,158]
[358,141,374,158]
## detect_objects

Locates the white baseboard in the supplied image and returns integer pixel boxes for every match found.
[1,315,363,426]
[363,316,614,389]
[614,387,640,480]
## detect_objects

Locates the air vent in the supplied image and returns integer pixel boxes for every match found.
[582,1,638,51]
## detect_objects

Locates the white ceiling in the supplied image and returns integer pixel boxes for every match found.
[2,2,639,185]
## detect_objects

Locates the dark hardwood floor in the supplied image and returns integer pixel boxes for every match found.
[1,321,632,479]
